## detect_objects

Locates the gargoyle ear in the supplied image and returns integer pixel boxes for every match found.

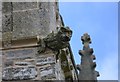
[66,26,73,34]
[59,27,65,32]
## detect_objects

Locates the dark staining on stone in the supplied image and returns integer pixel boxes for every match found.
[4,60,14,67]
[15,62,31,66]
[39,65,56,80]
[4,15,11,26]
[2,14,12,32]
[36,56,55,66]
[60,50,73,80]
[2,67,37,81]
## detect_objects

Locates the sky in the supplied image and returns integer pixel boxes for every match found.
[59,2,118,80]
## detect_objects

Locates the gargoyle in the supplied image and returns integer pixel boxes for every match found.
[37,26,72,53]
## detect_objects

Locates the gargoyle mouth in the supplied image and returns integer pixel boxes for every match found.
[61,36,71,42]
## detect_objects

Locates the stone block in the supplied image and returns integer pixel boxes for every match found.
[4,48,35,59]
[2,67,37,81]
[12,2,37,11]
[36,55,55,66]
[2,48,37,68]
[12,9,50,39]
[2,32,12,48]
[39,65,56,80]
[4,59,14,67]
[2,2,12,14]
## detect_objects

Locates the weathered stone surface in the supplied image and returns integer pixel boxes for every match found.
[12,2,37,11]
[3,48,37,68]
[2,2,57,39]
[2,2,79,81]
[37,27,72,53]
[39,65,56,80]
[38,2,57,33]
[0,55,2,82]
[59,50,73,80]
[2,32,12,48]
[0,32,1,39]
[2,2,37,13]
[4,48,36,59]
[12,9,50,39]
[2,2,12,14]
[4,59,14,67]
[0,3,2,33]
[2,14,12,32]
[44,27,72,50]
[2,67,37,81]
[36,55,55,66]
[55,60,65,80]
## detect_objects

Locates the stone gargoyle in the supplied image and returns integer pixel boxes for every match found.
[37,26,72,53]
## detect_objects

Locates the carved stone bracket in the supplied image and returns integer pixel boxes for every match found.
[37,26,72,53]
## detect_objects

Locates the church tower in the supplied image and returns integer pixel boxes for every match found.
[1,1,78,81]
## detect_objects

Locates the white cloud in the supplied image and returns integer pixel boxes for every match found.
[98,52,118,80]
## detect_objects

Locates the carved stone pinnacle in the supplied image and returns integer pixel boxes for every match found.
[78,33,99,80]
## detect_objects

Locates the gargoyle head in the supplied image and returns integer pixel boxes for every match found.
[58,26,72,42]
[40,26,73,51]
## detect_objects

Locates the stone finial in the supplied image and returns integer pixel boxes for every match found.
[81,33,91,44]
[78,33,99,80]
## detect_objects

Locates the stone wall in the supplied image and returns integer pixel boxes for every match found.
[2,2,58,81]
[2,47,58,80]
[2,2,57,39]
[2,2,78,81]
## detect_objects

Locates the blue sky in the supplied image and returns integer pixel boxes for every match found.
[59,2,118,80]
